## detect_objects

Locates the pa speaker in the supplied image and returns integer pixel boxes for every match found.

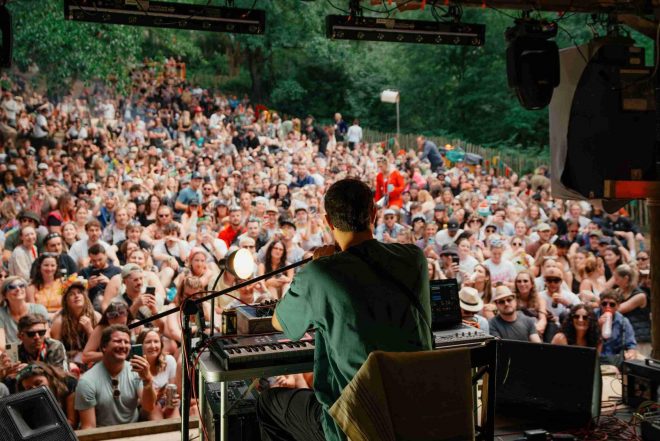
[550,39,655,209]
[0,386,76,441]
[0,5,11,68]
[495,341,601,431]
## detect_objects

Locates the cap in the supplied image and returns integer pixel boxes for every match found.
[536,223,551,232]
[215,199,228,208]
[412,214,426,224]
[599,236,612,245]
[189,197,200,206]
[266,205,278,213]
[86,182,98,190]
[121,263,143,279]
[447,218,459,231]
[383,209,397,217]
[279,217,296,229]
[589,230,603,238]
[439,244,458,256]
[459,287,483,313]
[228,205,241,212]
[18,210,40,225]
[434,203,446,212]
[46,212,63,226]
[191,171,203,180]
[37,163,48,170]
[492,285,515,303]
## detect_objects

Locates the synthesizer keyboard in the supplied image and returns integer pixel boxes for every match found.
[433,323,493,349]
[209,332,315,371]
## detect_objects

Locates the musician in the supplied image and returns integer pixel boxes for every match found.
[257,178,432,441]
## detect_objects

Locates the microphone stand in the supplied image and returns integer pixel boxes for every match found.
[128,256,312,441]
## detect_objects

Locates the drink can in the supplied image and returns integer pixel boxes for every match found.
[222,309,237,335]
[165,384,177,408]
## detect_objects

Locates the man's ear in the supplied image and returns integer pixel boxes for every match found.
[324,214,334,231]
[369,205,378,226]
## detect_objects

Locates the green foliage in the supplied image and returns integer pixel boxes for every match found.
[8,2,656,153]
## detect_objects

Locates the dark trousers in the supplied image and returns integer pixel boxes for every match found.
[256,388,326,441]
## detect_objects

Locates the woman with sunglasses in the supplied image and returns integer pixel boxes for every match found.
[506,236,534,272]
[51,277,100,370]
[551,304,601,351]
[0,276,49,348]
[81,301,133,365]
[16,362,78,426]
[26,254,63,318]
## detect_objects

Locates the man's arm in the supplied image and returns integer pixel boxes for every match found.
[79,408,96,430]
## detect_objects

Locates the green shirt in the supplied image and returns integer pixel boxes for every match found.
[276,239,432,441]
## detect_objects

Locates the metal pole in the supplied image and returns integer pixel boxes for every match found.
[396,98,400,141]
[648,198,660,359]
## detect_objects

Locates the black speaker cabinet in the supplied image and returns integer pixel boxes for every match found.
[204,381,261,441]
[0,386,76,441]
[623,359,660,409]
[495,341,601,431]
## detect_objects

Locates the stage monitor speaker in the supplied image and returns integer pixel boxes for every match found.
[549,38,655,210]
[0,386,76,441]
[495,341,601,431]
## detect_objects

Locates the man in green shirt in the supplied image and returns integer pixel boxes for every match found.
[257,178,432,441]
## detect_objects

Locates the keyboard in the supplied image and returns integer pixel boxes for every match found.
[209,332,315,371]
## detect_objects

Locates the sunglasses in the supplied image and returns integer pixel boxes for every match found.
[242,245,256,249]
[24,330,47,338]
[601,301,617,308]
[545,277,562,284]
[111,378,121,399]
[7,282,26,290]
[158,213,171,218]
[512,242,522,246]
[638,256,649,261]
[515,279,530,284]
[495,297,515,305]
[486,228,496,233]
[107,309,128,319]
[573,314,590,321]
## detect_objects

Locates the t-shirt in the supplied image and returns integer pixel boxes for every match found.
[74,360,143,427]
[488,314,538,342]
[275,239,432,441]
[0,303,49,343]
[484,259,517,285]
[151,354,177,390]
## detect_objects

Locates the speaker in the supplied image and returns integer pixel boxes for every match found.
[204,381,261,441]
[550,39,656,209]
[0,386,76,441]
[495,341,601,431]
[507,37,560,109]
[0,5,11,68]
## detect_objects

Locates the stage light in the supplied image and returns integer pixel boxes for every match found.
[64,0,265,35]
[505,19,559,110]
[224,249,255,280]
[326,15,485,46]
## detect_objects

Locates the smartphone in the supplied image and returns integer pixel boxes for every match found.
[130,344,143,359]
[5,343,18,364]
[451,254,460,265]
[145,286,156,296]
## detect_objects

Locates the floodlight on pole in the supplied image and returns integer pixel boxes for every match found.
[380,89,400,140]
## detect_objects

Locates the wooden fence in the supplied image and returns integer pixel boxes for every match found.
[361,128,649,229]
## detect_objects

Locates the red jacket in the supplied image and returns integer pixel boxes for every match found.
[375,169,405,208]
[218,224,244,248]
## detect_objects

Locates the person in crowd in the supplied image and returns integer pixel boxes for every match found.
[26,253,63,317]
[551,304,601,350]
[596,290,638,366]
[613,264,651,357]
[136,329,179,420]
[374,156,405,209]
[50,276,101,370]
[8,226,38,280]
[375,208,405,243]
[462,263,495,318]
[16,362,78,426]
[75,324,156,428]
[513,269,549,340]
[68,220,119,268]
[35,232,77,277]
[459,286,489,333]
[163,276,218,344]
[15,314,68,371]
[488,285,542,343]
[0,276,49,347]
[79,244,122,312]
[483,239,516,288]
[2,211,45,262]
[82,301,132,366]
[259,239,293,299]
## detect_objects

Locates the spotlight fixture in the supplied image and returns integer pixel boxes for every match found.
[326,15,485,46]
[64,0,265,35]
[505,18,560,110]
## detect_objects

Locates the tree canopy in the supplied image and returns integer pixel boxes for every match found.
[7,0,653,150]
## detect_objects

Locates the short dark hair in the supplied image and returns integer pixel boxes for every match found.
[100,324,131,350]
[88,243,106,256]
[18,313,47,332]
[85,219,102,231]
[324,179,373,232]
[599,289,621,304]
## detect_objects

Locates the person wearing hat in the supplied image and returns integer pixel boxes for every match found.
[410,214,427,241]
[434,217,463,248]
[374,156,405,209]
[525,222,552,257]
[433,203,447,226]
[174,171,203,214]
[586,229,604,254]
[375,208,405,244]
[488,285,541,343]
[459,287,489,334]
[1,210,47,261]
[275,217,304,265]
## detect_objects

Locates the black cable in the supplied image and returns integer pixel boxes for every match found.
[325,0,350,15]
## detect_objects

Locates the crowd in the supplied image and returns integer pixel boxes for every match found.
[0,57,651,430]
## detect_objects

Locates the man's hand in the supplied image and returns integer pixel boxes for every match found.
[313,245,336,260]
[551,292,569,306]
[130,355,153,382]
[624,349,638,361]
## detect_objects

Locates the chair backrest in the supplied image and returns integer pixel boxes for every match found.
[330,348,474,441]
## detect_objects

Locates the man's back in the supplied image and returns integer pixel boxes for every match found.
[275,239,431,441]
